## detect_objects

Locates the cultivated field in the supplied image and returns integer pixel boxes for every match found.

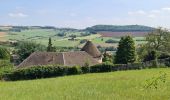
[0,32,7,41]
[99,31,149,37]
[0,68,170,100]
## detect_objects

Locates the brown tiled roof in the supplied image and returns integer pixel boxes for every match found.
[81,41,101,58]
[18,52,64,68]
[18,51,99,68]
[64,51,99,66]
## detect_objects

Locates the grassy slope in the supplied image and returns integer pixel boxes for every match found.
[0,68,170,100]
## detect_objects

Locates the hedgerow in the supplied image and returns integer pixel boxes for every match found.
[1,61,168,81]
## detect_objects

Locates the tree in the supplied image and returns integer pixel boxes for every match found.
[0,47,10,60]
[102,50,113,63]
[47,37,56,52]
[145,27,170,52]
[17,41,46,62]
[115,35,136,64]
[139,27,170,61]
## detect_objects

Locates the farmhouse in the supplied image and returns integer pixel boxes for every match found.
[18,41,102,68]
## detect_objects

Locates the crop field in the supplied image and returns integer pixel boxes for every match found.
[0,32,7,41]
[99,31,149,37]
[0,68,170,100]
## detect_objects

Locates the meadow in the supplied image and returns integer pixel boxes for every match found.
[0,68,170,100]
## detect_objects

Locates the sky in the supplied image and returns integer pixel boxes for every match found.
[0,0,170,29]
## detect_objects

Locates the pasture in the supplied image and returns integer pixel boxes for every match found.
[0,68,170,100]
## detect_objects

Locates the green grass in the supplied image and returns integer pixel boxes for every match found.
[0,68,170,100]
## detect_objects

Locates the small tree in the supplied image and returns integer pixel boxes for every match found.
[102,50,113,63]
[115,35,136,64]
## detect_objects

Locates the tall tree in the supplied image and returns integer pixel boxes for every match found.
[47,37,56,52]
[115,35,136,64]
[47,37,52,52]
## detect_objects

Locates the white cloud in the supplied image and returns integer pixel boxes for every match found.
[8,12,28,18]
[162,7,170,11]
[128,10,146,16]
[150,10,160,13]
[148,14,156,18]
[127,7,170,28]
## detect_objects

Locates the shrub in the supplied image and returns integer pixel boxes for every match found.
[0,47,10,60]
[2,65,83,81]
[90,63,113,73]
[105,39,118,43]
[2,65,66,81]
[66,66,82,75]
[0,60,13,79]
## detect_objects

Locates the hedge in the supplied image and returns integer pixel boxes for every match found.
[1,61,169,81]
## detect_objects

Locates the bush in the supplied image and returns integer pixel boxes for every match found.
[0,47,10,60]
[81,66,90,74]
[90,63,113,73]
[105,39,118,43]
[0,60,13,80]
[2,65,83,81]
[2,61,165,81]
[66,66,82,75]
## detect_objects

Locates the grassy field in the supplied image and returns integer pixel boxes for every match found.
[0,68,170,100]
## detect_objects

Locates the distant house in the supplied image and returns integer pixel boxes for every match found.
[18,41,102,68]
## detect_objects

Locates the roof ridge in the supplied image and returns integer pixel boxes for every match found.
[62,52,65,65]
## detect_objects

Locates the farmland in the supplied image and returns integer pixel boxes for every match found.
[0,25,152,49]
[99,31,149,37]
[0,68,170,100]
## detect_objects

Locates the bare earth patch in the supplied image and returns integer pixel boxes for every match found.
[0,32,7,41]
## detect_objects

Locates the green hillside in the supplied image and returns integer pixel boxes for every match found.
[86,25,155,32]
[0,68,170,100]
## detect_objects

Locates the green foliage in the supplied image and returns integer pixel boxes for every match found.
[16,41,46,61]
[115,35,136,64]
[47,37,56,52]
[0,60,13,79]
[105,39,118,43]
[102,51,113,63]
[145,28,170,52]
[2,65,82,81]
[90,63,113,73]
[86,25,154,32]
[0,47,10,60]
[144,71,167,89]
[67,66,82,75]
[143,50,157,62]
[80,39,87,44]
[81,60,90,73]
[2,61,168,81]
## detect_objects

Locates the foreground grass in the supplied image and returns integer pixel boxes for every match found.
[0,68,170,100]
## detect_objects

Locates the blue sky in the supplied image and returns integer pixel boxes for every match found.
[0,0,170,29]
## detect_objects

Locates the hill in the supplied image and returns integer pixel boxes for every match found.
[0,68,169,100]
[86,25,155,32]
